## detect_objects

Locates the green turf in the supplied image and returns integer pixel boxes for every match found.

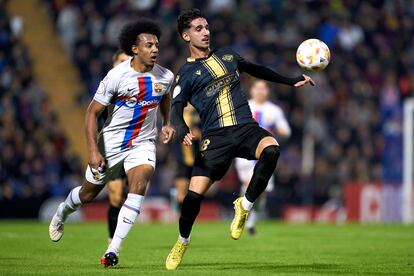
[0,221,413,275]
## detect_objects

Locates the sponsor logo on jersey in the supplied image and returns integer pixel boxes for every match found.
[125,97,137,107]
[205,72,239,97]
[222,54,233,62]
[125,97,159,108]
[138,100,159,107]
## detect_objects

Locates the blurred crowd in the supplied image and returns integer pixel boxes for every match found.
[0,1,82,201]
[3,0,414,217]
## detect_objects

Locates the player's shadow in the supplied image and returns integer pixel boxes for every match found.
[184,262,341,273]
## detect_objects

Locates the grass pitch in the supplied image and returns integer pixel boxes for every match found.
[0,221,413,275]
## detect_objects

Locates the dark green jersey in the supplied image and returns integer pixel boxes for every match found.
[172,48,255,132]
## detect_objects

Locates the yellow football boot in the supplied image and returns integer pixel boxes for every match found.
[230,197,250,240]
[165,239,189,270]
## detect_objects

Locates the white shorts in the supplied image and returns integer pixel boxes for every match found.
[85,140,156,185]
[234,158,274,192]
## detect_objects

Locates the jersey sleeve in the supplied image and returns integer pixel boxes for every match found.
[171,67,192,141]
[172,68,191,105]
[93,70,119,106]
[164,69,175,95]
[231,48,304,85]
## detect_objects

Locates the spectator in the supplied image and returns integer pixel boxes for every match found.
[30,0,414,212]
[0,8,81,201]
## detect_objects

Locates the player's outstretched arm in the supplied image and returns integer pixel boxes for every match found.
[236,54,315,87]
[85,100,106,170]
[171,101,194,146]
[160,93,176,144]
[294,74,315,87]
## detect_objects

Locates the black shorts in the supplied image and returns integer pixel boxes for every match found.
[192,123,273,181]
[176,162,193,179]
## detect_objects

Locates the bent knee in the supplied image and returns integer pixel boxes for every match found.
[261,145,280,164]
[109,194,124,207]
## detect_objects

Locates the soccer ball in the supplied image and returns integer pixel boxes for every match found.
[296,39,330,72]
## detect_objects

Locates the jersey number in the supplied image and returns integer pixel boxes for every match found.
[200,139,211,151]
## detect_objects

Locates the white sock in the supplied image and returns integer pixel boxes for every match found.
[57,186,82,221]
[108,193,144,254]
[241,196,254,211]
[240,185,247,196]
[246,209,257,229]
[179,235,190,245]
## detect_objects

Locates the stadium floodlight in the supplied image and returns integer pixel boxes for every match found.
[403,97,414,224]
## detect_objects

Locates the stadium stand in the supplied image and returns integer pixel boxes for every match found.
[3,0,414,220]
[0,1,82,216]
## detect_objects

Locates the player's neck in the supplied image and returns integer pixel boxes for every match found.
[254,100,266,106]
[130,58,153,73]
[189,45,210,59]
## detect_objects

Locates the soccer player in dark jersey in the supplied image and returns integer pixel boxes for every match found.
[165,9,315,270]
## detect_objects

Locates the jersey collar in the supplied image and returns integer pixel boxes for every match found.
[186,49,217,62]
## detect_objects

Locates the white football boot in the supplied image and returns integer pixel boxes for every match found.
[49,203,65,242]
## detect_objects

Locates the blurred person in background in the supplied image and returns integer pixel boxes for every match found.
[235,79,291,236]
[171,104,201,214]
[41,0,414,223]
[105,49,129,244]
[48,19,175,268]
[0,5,82,205]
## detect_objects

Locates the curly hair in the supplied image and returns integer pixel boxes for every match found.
[118,19,161,56]
[177,8,206,38]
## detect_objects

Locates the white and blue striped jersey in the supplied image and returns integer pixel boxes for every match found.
[93,58,174,154]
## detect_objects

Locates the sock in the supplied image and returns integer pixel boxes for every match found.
[179,191,204,239]
[245,145,280,203]
[240,185,247,196]
[242,196,254,211]
[179,235,190,245]
[108,204,121,239]
[246,209,257,229]
[57,186,82,221]
[108,193,144,254]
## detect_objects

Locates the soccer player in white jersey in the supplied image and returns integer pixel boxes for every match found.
[48,19,175,268]
[235,80,291,235]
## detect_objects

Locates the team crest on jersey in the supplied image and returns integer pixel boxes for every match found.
[154,83,163,93]
[222,54,233,62]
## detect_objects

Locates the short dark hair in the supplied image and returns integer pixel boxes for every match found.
[177,8,206,37]
[112,49,125,64]
[118,19,161,56]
